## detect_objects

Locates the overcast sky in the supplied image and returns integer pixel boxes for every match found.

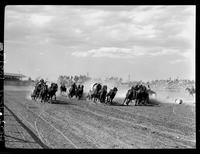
[4,5,195,82]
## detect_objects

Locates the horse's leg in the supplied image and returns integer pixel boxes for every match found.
[106,97,109,104]
[40,95,42,103]
[110,98,112,105]
[106,96,110,104]
[103,96,106,103]
[49,96,52,103]
[146,96,149,105]
[108,97,111,104]
[138,99,141,106]
[54,94,56,100]
[123,98,127,105]
[126,99,130,105]
[135,99,138,106]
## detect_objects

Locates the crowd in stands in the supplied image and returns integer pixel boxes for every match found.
[56,74,195,90]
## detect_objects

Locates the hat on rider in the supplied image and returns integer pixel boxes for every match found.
[40,79,44,83]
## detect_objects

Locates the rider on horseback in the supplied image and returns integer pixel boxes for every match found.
[36,79,45,88]
[32,78,46,100]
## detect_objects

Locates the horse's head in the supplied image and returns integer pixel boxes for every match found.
[113,87,118,94]
[97,84,102,91]
[103,85,107,90]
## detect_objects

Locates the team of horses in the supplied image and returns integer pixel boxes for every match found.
[123,84,157,106]
[31,80,194,106]
[87,83,118,104]
[31,81,58,103]
[67,83,84,100]
[60,82,155,106]
[31,81,154,105]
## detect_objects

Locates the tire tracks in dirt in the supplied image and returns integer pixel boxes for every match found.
[49,97,195,148]
[4,105,49,149]
[4,94,80,148]
[4,91,196,148]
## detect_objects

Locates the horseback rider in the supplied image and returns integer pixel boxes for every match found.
[72,82,77,91]
[191,86,195,92]
[32,78,46,100]
[37,79,46,88]
[134,83,140,91]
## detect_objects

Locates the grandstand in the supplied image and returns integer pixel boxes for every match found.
[4,73,33,86]
[4,73,26,81]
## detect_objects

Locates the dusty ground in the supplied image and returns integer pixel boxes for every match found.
[4,86,196,149]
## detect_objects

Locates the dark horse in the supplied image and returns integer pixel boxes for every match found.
[68,83,77,98]
[60,84,67,95]
[76,85,84,100]
[48,83,58,103]
[135,88,149,106]
[99,85,108,103]
[39,84,49,103]
[123,86,137,106]
[123,85,150,106]
[106,87,118,104]
[31,82,45,101]
[134,84,149,106]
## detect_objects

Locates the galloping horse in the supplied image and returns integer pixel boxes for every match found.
[185,87,195,97]
[99,85,108,103]
[60,84,67,95]
[39,84,49,103]
[68,83,77,98]
[123,86,137,106]
[76,85,84,100]
[106,87,118,104]
[48,83,58,102]
[92,83,102,102]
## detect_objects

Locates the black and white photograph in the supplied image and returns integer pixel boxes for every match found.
[2,5,195,149]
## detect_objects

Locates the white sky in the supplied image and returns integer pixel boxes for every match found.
[4,5,195,82]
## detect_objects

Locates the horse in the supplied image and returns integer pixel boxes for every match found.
[76,85,84,100]
[48,83,58,103]
[60,84,67,95]
[106,87,118,104]
[135,88,149,106]
[91,83,102,102]
[31,82,45,101]
[39,84,49,103]
[123,86,137,106]
[185,87,195,97]
[68,83,77,98]
[99,85,107,103]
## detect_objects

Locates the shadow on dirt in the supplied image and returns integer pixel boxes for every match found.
[107,98,161,107]
[50,99,77,106]
[106,101,125,106]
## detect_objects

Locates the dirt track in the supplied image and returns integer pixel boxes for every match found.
[4,88,196,149]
